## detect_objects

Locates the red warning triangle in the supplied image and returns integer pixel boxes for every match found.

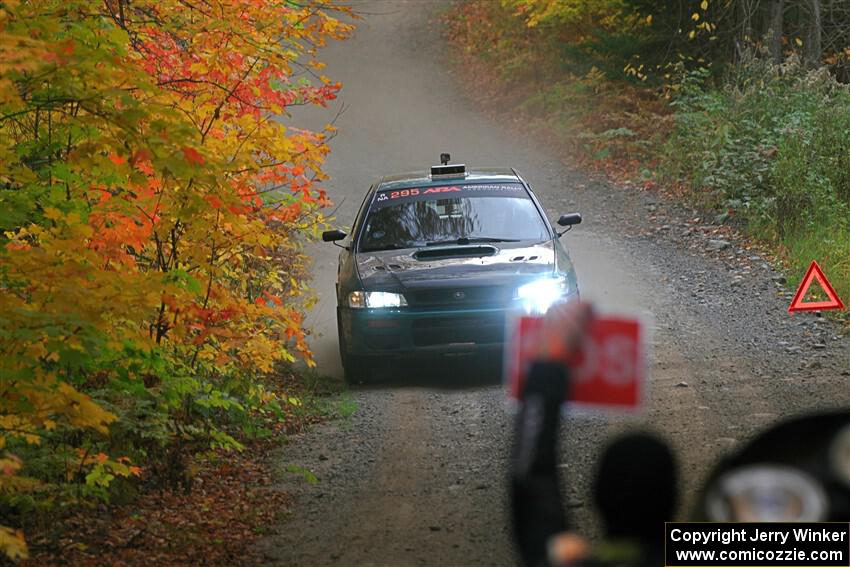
[788,260,845,313]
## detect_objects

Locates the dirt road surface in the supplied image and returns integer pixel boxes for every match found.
[256,2,850,565]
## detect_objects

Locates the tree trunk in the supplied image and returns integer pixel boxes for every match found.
[768,0,785,64]
[806,0,822,67]
[738,0,754,46]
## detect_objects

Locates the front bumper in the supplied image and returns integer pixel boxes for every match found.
[339,306,509,359]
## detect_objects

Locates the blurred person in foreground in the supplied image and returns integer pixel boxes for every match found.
[510,301,677,567]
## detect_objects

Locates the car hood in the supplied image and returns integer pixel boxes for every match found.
[356,240,556,291]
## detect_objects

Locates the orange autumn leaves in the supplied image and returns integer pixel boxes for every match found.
[0,0,352,557]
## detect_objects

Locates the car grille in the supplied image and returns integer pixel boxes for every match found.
[412,314,504,347]
[405,285,513,309]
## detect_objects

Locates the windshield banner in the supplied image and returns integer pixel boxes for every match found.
[372,183,526,209]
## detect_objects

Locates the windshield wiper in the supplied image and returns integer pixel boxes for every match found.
[359,243,414,252]
[425,236,521,246]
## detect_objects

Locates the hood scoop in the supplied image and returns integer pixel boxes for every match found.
[413,245,498,261]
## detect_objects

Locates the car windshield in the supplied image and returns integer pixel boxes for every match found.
[359,183,549,252]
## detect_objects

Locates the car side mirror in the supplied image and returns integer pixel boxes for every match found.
[557,213,582,227]
[556,213,582,237]
[322,229,347,242]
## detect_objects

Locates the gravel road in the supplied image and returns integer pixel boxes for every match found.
[256,1,850,565]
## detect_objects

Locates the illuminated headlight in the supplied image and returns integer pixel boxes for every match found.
[348,291,408,309]
[516,276,569,314]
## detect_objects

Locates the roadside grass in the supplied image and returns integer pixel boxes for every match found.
[276,367,356,490]
[663,58,850,314]
[295,366,358,423]
[298,365,345,395]
[784,225,850,308]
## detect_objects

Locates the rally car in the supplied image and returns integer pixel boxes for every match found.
[322,155,582,383]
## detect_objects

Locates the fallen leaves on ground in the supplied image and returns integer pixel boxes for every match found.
[21,443,290,567]
[15,370,337,567]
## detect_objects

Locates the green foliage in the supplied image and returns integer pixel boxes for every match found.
[664,56,850,306]
[446,0,651,85]
[444,2,671,163]
[446,0,850,315]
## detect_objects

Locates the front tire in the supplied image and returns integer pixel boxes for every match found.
[338,320,372,384]
[342,353,372,385]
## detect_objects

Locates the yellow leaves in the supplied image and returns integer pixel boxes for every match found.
[678,0,710,41]
[795,37,804,47]
[1,0,340,521]
[0,456,40,550]
[0,377,116,449]
[0,416,41,446]
[40,209,90,239]
[623,62,648,81]
[0,0,21,13]
[254,386,280,405]
[43,207,63,221]
[0,0,350,557]
[0,526,27,560]
[503,0,622,30]
[644,15,652,25]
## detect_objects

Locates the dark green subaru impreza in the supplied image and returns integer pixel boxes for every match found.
[322,157,582,383]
